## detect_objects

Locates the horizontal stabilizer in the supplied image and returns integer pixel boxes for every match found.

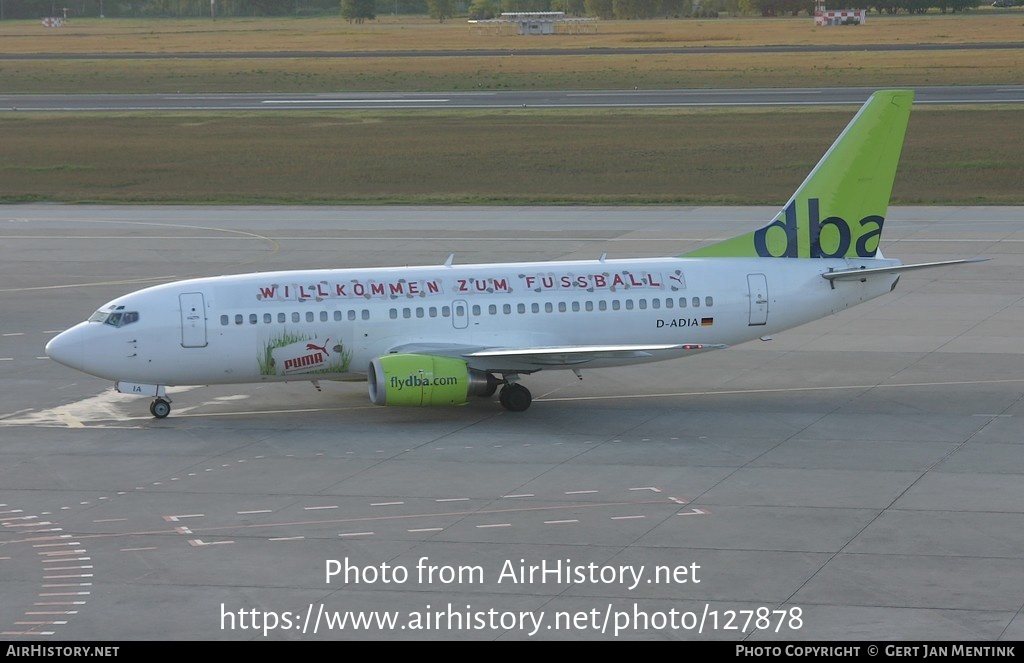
[822,258,988,282]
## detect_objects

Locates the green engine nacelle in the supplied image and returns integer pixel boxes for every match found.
[368,354,498,407]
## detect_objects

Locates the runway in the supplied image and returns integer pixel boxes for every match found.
[2,204,1024,640]
[3,85,1024,112]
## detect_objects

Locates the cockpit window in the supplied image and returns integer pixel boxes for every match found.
[88,305,139,328]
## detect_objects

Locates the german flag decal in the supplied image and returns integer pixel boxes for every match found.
[701,318,714,327]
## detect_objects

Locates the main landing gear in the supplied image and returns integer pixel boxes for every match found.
[475,372,532,411]
[149,398,171,419]
[498,382,532,412]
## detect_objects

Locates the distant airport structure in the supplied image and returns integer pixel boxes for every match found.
[468,12,597,35]
[814,0,866,24]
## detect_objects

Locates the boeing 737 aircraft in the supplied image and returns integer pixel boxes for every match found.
[46,90,980,417]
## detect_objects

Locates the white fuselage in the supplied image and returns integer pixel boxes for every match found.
[45,255,900,386]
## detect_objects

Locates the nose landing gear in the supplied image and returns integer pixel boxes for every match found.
[149,398,171,419]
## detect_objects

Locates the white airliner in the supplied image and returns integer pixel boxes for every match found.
[46,90,980,417]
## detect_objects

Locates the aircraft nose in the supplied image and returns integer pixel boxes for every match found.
[45,323,89,372]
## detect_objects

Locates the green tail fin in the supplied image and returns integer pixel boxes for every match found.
[684,90,914,259]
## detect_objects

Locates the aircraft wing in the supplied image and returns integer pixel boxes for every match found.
[822,258,988,282]
[387,342,727,372]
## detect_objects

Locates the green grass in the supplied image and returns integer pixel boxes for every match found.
[2,16,1021,205]
[1,15,1022,93]
[2,49,1022,93]
[2,107,1022,205]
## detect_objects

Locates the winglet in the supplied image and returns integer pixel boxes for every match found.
[684,90,915,259]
